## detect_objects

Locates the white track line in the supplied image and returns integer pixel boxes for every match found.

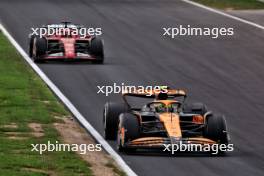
[182,0,264,30]
[0,23,137,176]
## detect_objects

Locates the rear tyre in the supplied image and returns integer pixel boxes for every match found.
[103,102,129,140]
[33,37,47,63]
[204,114,228,144]
[117,113,140,152]
[90,37,104,64]
[183,102,208,115]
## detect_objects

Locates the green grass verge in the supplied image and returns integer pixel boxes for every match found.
[0,31,93,176]
[193,0,264,10]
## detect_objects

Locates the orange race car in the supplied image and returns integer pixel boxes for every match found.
[103,89,230,154]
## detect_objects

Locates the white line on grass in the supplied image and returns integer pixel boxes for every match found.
[182,0,264,30]
[0,23,137,176]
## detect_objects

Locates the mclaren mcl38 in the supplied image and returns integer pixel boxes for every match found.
[103,89,230,154]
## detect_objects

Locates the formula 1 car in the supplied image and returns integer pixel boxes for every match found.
[103,89,229,153]
[29,22,104,63]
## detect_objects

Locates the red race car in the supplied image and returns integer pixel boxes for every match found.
[29,22,104,63]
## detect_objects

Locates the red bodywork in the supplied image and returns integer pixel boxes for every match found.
[43,32,96,60]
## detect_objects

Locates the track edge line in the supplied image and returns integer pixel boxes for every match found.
[0,23,137,176]
[182,0,264,30]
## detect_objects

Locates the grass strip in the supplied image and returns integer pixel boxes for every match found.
[193,0,264,10]
[0,30,93,176]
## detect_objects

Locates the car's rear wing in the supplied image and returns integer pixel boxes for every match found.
[43,22,84,29]
[122,89,187,106]
[122,89,186,97]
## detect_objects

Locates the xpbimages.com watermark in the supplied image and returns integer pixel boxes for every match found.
[163,142,234,155]
[31,141,102,155]
[163,25,234,39]
[30,26,102,38]
[97,83,168,96]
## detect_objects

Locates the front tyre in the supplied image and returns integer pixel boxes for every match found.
[33,37,47,63]
[117,113,140,152]
[103,102,129,140]
[204,114,228,144]
[29,34,36,58]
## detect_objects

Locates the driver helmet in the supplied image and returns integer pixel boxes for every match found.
[154,103,167,113]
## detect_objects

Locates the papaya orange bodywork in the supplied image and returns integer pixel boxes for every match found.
[159,113,182,138]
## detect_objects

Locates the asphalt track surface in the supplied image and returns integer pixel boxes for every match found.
[1,0,264,175]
